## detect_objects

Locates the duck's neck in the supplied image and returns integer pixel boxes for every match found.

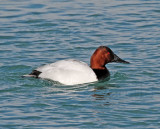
[90,54,110,80]
[90,61,110,80]
[90,64,106,70]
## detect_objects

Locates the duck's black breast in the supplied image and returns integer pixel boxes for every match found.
[92,68,110,80]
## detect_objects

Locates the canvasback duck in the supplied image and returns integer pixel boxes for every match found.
[23,46,129,85]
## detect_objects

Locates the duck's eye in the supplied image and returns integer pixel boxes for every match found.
[107,52,110,55]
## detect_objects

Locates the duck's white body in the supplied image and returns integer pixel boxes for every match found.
[36,59,98,85]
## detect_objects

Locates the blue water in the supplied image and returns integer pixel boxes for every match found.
[0,0,160,128]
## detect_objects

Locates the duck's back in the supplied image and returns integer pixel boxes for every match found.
[36,59,98,85]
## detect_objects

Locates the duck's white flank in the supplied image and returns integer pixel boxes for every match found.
[36,59,98,85]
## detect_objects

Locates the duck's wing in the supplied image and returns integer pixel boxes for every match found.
[37,59,98,85]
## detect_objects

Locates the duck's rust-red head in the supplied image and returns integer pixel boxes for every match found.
[90,46,129,69]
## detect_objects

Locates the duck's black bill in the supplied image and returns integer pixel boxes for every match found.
[112,54,130,64]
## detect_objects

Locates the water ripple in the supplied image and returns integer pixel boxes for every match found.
[0,0,160,128]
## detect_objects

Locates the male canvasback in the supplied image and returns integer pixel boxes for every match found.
[23,46,129,85]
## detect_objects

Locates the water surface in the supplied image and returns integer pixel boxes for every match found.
[0,0,160,128]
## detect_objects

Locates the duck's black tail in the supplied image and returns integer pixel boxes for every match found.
[22,70,41,78]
